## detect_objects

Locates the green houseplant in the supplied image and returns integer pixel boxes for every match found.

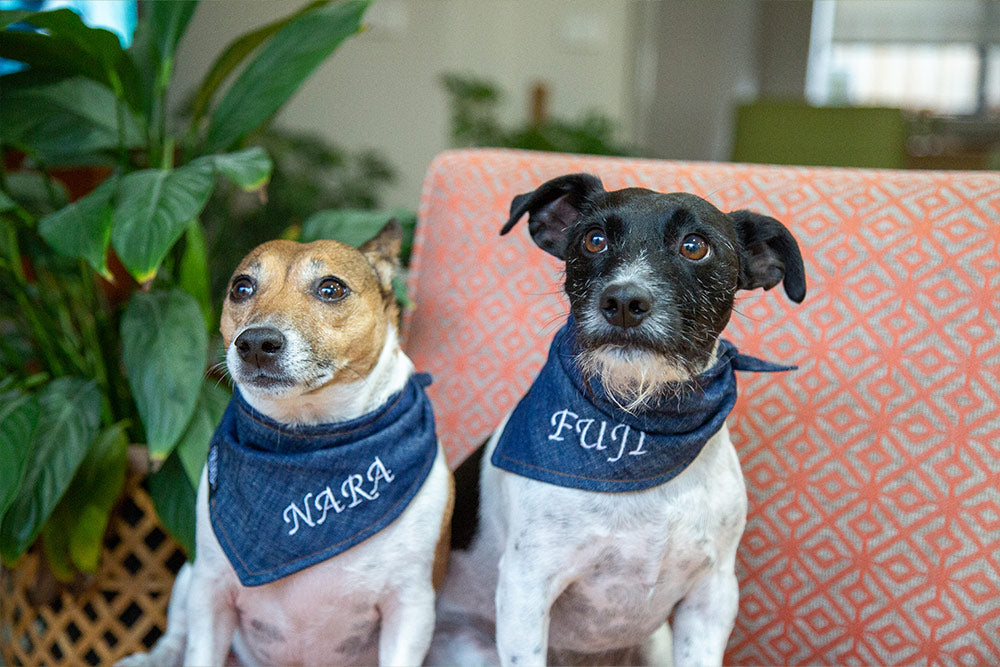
[0,0,372,586]
[198,126,406,303]
[442,73,636,156]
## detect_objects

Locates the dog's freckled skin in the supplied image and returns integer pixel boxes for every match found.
[248,618,284,644]
[431,174,805,667]
[337,625,379,656]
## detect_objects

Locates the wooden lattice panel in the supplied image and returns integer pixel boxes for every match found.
[1,475,185,666]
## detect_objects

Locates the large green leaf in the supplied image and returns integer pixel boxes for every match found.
[176,380,231,489]
[203,147,273,192]
[149,450,196,557]
[203,0,370,153]
[0,9,31,29]
[179,220,212,328]
[187,1,324,130]
[124,16,158,116]
[0,392,40,525]
[0,31,105,84]
[110,47,145,116]
[42,422,127,578]
[0,9,140,105]
[0,378,100,566]
[301,207,414,249]
[121,289,208,461]
[0,190,14,212]
[0,77,142,164]
[37,176,118,280]
[111,161,215,283]
[18,9,123,70]
[149,1,198,64]
[40,516,75,581]
[136,1,198,124]
[1,170,68,217]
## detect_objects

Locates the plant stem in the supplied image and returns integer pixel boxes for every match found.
[35,268,89,374]
[1,166,38,227]
[109,69,131,174]
[0,218,26,283]
[0,332,25,374]
[12,288,67,377]
[150,56,174,169]
[32,160,64,212]
[89,281,136,439]
[0,217,69,376]
[72,261,114,424]
[162,137,175,171]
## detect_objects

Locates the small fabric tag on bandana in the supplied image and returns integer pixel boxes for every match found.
[209,374,438,586]
[492,320,794,493]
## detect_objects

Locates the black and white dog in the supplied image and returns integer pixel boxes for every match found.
[430,174,806,667]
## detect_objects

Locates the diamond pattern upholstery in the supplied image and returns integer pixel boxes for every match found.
[403,148,1000,665]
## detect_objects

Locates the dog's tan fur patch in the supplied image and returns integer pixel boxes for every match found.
[433,473,456,591]
[220,225,401,389]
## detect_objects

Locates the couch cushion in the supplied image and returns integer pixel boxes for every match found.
[405,148,1000,665]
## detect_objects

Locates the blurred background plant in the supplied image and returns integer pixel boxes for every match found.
[442,72,636,157]
[0,0,401,590]
[199,126,406,304]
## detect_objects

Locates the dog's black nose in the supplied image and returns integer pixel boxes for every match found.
[235,327,286,367]
[599,284,652,329]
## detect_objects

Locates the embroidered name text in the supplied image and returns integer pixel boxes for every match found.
[282,456,395,535]
[548,409,648,463]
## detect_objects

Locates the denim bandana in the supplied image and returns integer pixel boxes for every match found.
[491,319,794,493]
[208,373,438,586]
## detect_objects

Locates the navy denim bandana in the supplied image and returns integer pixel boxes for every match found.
[491,320,794,493]
[208,373,438,586]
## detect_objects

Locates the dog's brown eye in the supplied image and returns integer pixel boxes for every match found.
[229,276,255,302]
[680,234,710,261]
[583,228,608,254]
[316,277,349,302]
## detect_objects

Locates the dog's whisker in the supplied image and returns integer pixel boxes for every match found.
[539,311,570,335]
[334,363,369,384]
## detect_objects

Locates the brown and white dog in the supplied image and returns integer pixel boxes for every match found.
[120,221,453,667]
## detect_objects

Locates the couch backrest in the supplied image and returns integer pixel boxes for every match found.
[404,148,1000,665]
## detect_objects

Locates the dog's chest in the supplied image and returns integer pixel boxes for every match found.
[545,501,721,651]
[498,427,747,653]
[232,550,384,665]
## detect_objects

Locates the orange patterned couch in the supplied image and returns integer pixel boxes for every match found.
[403,149,1000,665]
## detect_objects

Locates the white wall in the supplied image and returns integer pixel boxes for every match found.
[637,1,812,163]
[758,0,813,100]
[638,1,761,163]
[172,0,639,210]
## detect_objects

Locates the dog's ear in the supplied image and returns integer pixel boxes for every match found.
[500,173,605,259]
[729,210,807,303]
[359,218,402,293]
